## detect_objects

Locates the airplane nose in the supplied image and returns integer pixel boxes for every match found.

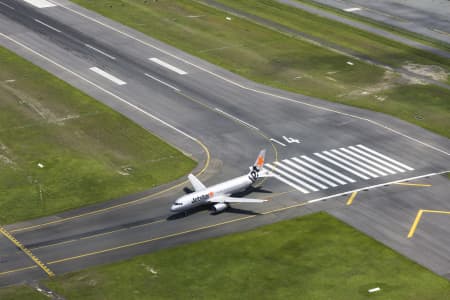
[170,205,177,212]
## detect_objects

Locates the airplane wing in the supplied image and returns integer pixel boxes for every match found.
[209,195,267,203]
[188,174,207,192]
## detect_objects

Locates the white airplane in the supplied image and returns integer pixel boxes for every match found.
[170,149,271,213]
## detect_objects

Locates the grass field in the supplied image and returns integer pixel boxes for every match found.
[72,0,450,138]
[15,212,444,299]
[0,286,47,300]
[0,46,196,224]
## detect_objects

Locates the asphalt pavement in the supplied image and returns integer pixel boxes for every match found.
[0,0,449,286]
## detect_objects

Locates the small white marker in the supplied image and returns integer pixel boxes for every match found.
[226,17,232,21]
[85,44,116,60]
[34,19,61,33]
[347,61,354,66]
[149,58,187,75]
[368,287,380,293]
[343,7,361,12]
[89,67,127,85]
[38,163,44,168]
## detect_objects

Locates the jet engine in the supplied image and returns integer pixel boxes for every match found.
[211,203,228,213]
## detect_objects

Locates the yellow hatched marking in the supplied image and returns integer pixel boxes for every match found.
[346,192,358,206]
[408,209,450,238]
[394,182,432,187]
[0,227,54,277]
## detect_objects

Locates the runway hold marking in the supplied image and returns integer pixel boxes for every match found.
[0,1,15,9]
[144,73,180,91]
[23,0,56,8]
[214,108,259,131]
[89,67,126,85]
[0,227,54,277]
[149,58,187,75]
[408,209,450,238]
[343,7,361,12]
[34,19,61,33]
[346,191,358,206]
[85,44,116,60]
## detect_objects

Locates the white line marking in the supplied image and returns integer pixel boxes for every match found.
[0,33,196,142]
[0,1,14,9]
[291,157,342,186]
[331,149,387,176]
[300,156,354,183]
[264,165,309,194]
[85,44,116,60]
[357,145,414,171]
[306,171,448,204]
[34,19,61,33]
[214,108,259,131]
[53,2,450,157]
[270,138,286,147]
[343,7,361,12]
[284,159,337,187]
[323,150,377,178]
[144,73,180,91]
[89,67,126,85]
[348,146,405,173]
[315,152,370,180]
[266,163,318,192]
[276,161,328,189]
[149,58,187,75]
[340,147,396,175]
[23,0,56,8]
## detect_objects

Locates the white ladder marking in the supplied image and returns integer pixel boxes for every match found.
[284,159,337,187]
[331,149,386,176]
[340,147,396,175]
[264,166,309,193]
[149,58,187,75]
[278,160,328,189]
[357,145,414,171]
[301,156,355,183]
[315,152,370,180]
[265,163,314,193]
[349,146,405,173]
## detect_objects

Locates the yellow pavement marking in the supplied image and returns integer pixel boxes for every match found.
[0,265,37,277]
[0,227,54,277]
[346,191,358,206]
[394,182,432,187]
[408,209,450,238]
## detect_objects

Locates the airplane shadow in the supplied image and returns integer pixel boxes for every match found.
[231,185,272,198]
[167,203,261,221]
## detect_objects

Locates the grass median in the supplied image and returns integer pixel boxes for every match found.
[72,0,450,138]
[33,212,450,299]
[0,46,196,224]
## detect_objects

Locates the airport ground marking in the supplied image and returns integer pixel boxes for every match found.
[0,1,14,10]
[407,209,450,238]
[0,227,54,277]
[34,19,61,33]
[52,1,450,157]
[0,265,37,277]
[0,172,446,277]
[85,43,116,60]
[346,191,358,206]
[393,182,432,187]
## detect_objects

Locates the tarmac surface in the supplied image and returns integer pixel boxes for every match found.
[311,0,450,45]
[0,0,449,286]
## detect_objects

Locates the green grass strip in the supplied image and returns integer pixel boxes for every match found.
[42,212,450,299]
[0,46,196,224]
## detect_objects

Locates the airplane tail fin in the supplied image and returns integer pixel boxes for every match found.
[253,149,266,171]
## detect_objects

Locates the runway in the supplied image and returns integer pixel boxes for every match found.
[0,0,449,286]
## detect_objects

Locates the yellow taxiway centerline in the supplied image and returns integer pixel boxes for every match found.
[346,191,358,206]
[393,182,432,187]
[0,227,54,277]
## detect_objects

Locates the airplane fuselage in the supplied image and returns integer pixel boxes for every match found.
[170,175,253,212]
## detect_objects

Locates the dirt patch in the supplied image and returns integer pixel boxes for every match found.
[0,142,16,167]
[402,63,448,82]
